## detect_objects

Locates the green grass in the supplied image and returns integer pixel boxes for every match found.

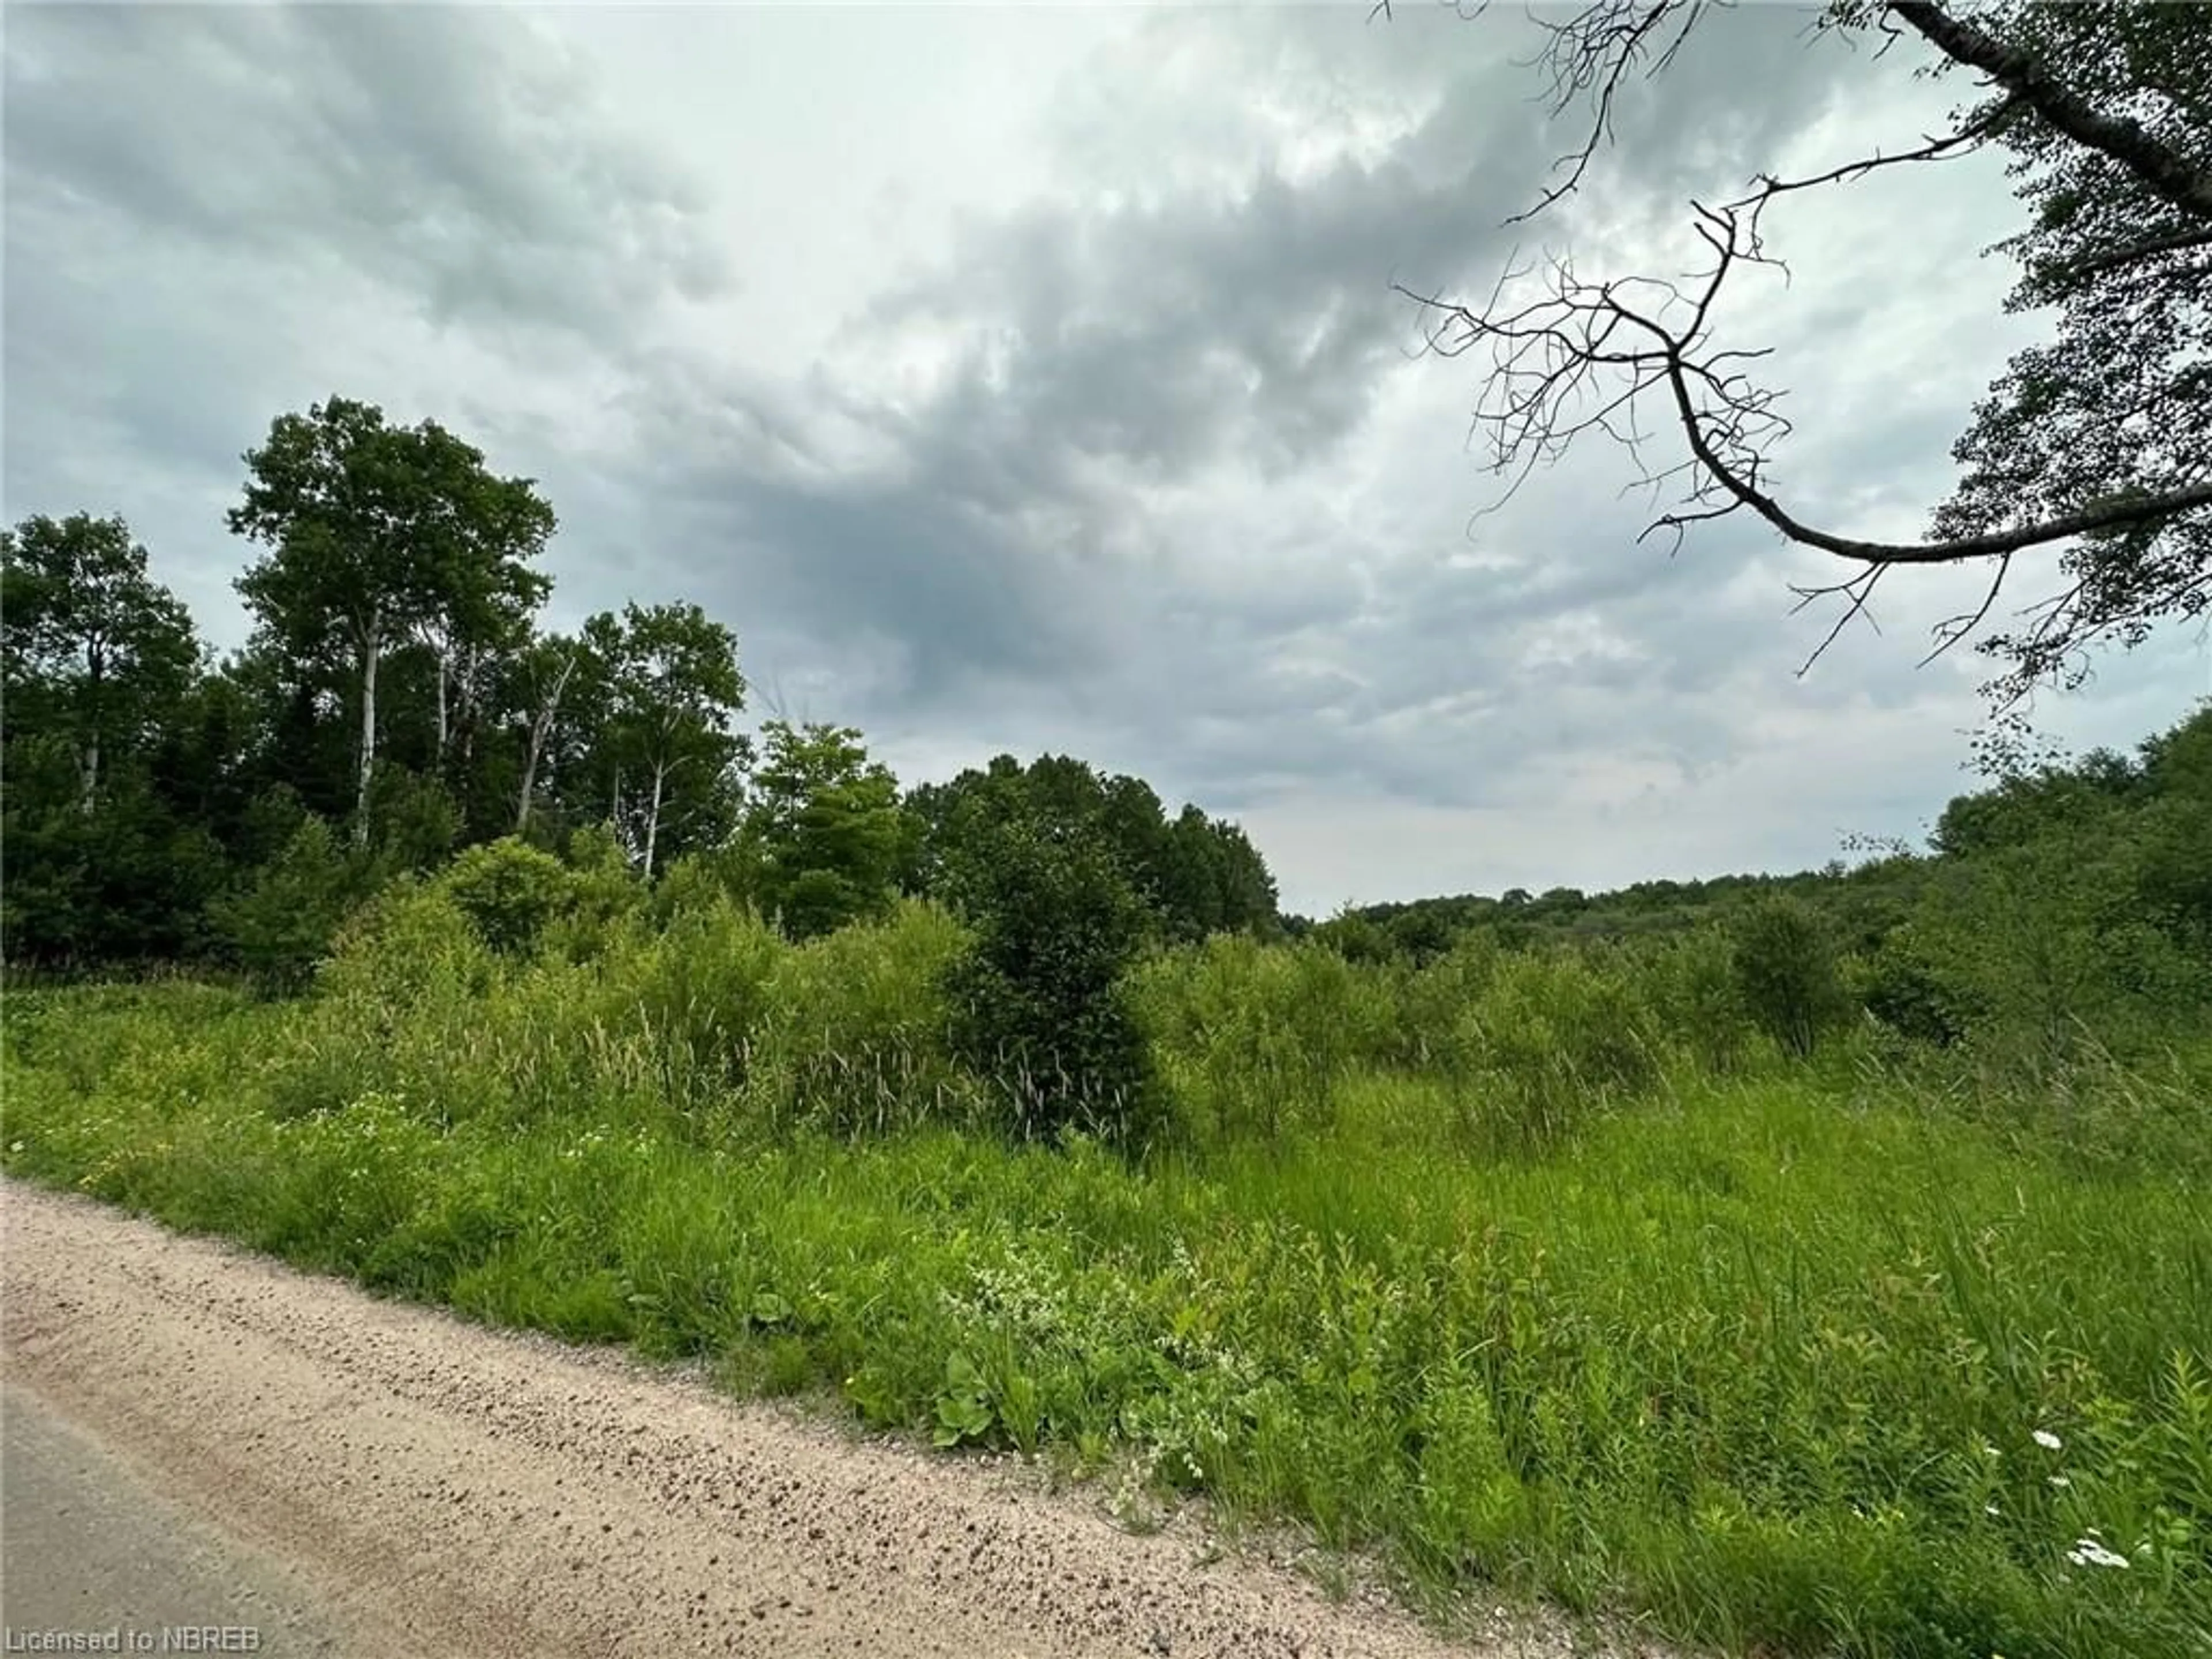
[4,911,2210,1658]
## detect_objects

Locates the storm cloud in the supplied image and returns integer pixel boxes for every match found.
[6,1,2205,913]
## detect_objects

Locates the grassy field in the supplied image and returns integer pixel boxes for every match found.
[4,892,2209,1658]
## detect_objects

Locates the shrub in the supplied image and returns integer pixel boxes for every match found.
[647,847,751,927]
[365,764,460,877]
[942,817,1163,1149]
[609,893,786,1112]
[1729,897,1851,1058]
[544,822,641,960]
[746,899,978,1137]
[1380,931,1506,1077]
[1850,922,1979,1048]
[209,815,358,994]
[1129,935,1380,1142]
[1457,946,1665,1150]
[320,881,496,1020]
[438,837,575,956]
[1641,925,1756,1074]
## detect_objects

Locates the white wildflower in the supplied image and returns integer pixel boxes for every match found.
[2031,1429,2062,1451]
[1984,1502,2002,1518]
[2065,1537,2129,1570]
[2048,1474,2071,1488]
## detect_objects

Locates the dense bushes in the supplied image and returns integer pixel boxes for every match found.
[1130,935,1380,1141]
[748,901,978,1138]
[941,816,1165,1148]
[1728,897,1852,1059]
[176,800,2211,1165]
[438,837,578,955]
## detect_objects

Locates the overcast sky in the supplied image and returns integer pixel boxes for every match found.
[7,2,2207,916]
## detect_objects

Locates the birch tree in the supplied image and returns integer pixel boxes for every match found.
[229,397,556,844]
[578,602,749,876]
[0,512,198,813]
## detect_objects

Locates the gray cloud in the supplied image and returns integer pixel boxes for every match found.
[5,1,2204,919]
[624,5,1866,747]
[5,5,730,344]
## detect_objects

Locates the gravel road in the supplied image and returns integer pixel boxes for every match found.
[1,1179,1650,1659]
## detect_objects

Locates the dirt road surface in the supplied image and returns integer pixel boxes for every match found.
[2,1179,1642,1659]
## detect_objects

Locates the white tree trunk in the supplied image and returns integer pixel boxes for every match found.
[514,652,574,835]
[355,627,381,849]
[433,648,450,762]
[79,643,105,815]
[643,760,667,877]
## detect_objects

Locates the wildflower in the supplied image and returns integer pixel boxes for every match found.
[2065,1536,2129,1570]
[2048,1474,2071,1488]
[1984,1502,2002,1518]
[2031,1429,2062,1451]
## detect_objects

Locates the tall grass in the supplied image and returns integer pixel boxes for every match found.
[3,886,2208,1658]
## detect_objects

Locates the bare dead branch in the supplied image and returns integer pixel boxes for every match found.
[1726,94,2022,210]
[1786,564,1889,677]
[1508,1,1710,226]
[1397,192,2212,598]
[1387,0,2211,695]
[1921,553,2014,668]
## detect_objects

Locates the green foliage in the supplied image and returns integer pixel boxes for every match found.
[571,601,751,876]
[365,763,461,876]
[1850,922,1979,1048]
[543,822,642,959]
[942,813,1162,1148]
[1730,897,1852,1059]
[207,816,358,993]
[228,395,556,839]
[1130,935,1382,1142]
[318,881,496,1020]
[12,977,2212,1659]
[906,753,1281,945]
[1310,908,1399,966]
[609,893,786,1111]
[2133,706,2212,956]
[743,720,904,940]
[745,900,978,1138]
[1,512,200,797]
[1922,2,2211,699]
[2,513,217,967]
[1641,926,1756,1073]
[1454,946,1665,1152]
[438,837,575,955]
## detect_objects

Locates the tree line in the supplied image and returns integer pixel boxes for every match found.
[1,396,1282,975]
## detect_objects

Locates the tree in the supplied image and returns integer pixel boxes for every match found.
[942,810,1162,1148]
[1729,895,1853,1058]
[410,500,550,786]
[904,754,1283,944]
[209,815,359,993]
[742,720,906,939]
[508,632,581,836]
[2131,701,2212,956]
[229,397,556,845]
[577,602,750,876]
[2,513,199,812]
[0,514,220,967]
[1390,0,2210,706]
